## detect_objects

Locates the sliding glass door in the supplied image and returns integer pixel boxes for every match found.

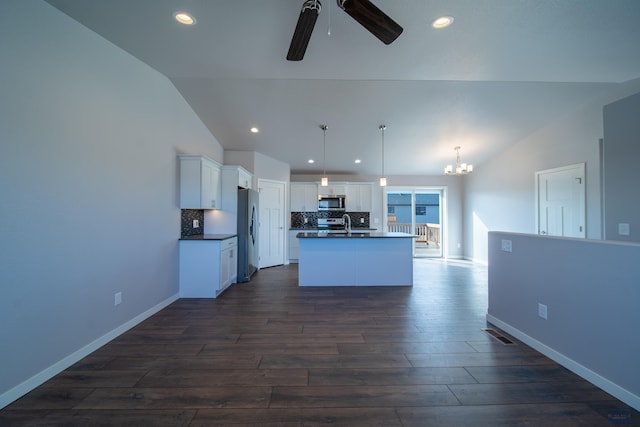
[385,188,443,258]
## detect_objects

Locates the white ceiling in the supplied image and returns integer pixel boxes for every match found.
[45,0,640,175]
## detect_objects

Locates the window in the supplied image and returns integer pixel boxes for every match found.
[415,206,426,216]
[388,206,395,214]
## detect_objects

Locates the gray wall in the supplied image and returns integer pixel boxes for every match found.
[487,232,640,410]
[464,80,640,263]
[603,91,640,242]
[0,1,223,407]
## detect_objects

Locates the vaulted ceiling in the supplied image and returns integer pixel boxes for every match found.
[45,0,640,175]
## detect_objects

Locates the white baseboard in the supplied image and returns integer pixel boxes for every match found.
[487,314,640,411]
[0,293,179,410]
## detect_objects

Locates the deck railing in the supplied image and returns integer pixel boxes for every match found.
[387,223,441,247]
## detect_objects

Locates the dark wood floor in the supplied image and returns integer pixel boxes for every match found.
[2,259,638,426]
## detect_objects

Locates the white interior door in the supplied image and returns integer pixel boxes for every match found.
[258,179,286,268]
[536,163,585,238]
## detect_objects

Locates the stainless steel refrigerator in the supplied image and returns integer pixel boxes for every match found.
[237,188,259,282]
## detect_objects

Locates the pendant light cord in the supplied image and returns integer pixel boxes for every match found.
[380,124,386,176]
[321,124,327,178]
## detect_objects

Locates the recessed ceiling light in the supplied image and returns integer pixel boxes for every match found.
[354,159,362,164]
[174,11,196,25]
[432,15,454,29]
[308,159,315,164]
[250,127,259,133]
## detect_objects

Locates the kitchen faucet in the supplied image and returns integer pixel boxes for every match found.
[342,213,351,233]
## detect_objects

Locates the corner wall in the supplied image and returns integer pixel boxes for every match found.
[0,1,223,407]
[603,91,640,242]
[465,80,640,263]
[487,232,640,410]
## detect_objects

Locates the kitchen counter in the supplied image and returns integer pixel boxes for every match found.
[180,234,237,241]
[297,232,414,287]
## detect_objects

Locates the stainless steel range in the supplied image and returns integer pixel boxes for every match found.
[317,217,345,233]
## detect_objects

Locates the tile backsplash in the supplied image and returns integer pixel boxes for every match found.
[291,211,370,228]
[181,209,204,237]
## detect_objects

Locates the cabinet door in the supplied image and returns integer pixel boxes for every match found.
[291,183,318,212]
[290,184,306,211]
[179,156,221,209]
[345,184,372,212]
[220,247,231,290]
[229,245,238,283]
[289,230,300,261]
[238,168,252,189]
[318,184,345,197]
[202,160,221,209]
[304,184,318,211]
[359,184,373,212]
[345,185,360,211]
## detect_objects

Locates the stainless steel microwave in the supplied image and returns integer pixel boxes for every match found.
[318,195,346,211]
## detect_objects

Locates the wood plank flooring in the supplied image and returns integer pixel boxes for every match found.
[2,259,638,426]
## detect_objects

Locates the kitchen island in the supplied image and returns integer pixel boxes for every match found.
[296,231,415,286]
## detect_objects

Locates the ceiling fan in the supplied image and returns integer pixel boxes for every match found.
[287,0,403,61]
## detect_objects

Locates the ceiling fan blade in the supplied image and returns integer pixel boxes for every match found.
[338,0,403,45]
[287,0,322,61]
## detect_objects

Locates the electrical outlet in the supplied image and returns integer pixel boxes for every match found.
[114,292,122,306]
[501,239,512,252]
[618,223,630,236]
[538,303,547,320]
[193,219,199,228]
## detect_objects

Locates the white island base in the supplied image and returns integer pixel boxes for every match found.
[297,232,414,286]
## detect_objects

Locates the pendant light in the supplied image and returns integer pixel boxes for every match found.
[379,124,387,186]
[320,124,328,186]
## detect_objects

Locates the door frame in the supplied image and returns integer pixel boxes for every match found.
[535,163,586,237]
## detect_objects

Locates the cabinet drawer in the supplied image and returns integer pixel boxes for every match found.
[221,237,238,250]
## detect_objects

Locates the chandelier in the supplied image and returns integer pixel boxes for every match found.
[444,146,473,175]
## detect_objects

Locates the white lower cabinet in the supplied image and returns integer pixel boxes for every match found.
[179,237,238,298]
[220,241,238,291]
[289,230,300,262]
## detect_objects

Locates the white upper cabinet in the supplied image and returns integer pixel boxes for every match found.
[179,155,221,209]
[291,182,373,213]
[221,165,252,212]
[237,167,253,189]
[318,183,346,197]
[290,183,318,212]
[346,183,373,212]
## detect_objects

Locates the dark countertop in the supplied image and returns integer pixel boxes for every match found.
[180,234,237,241]
[296,232,415,239]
